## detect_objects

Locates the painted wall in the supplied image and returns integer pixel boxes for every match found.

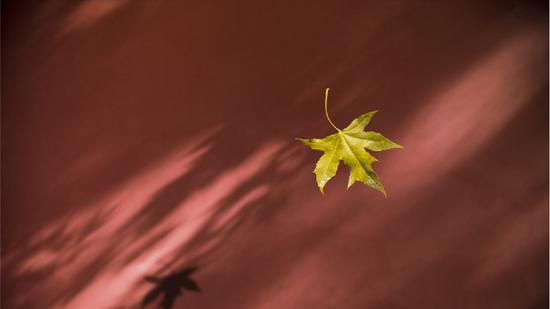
[2,1,548,308]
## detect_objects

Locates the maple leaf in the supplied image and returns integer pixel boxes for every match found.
[297,88,402,195]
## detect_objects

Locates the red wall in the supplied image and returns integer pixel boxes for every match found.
[2,1,548,308]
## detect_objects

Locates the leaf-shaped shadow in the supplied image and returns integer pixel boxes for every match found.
[141,267,200,309]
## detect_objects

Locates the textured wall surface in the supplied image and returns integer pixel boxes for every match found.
[2,1,548,308]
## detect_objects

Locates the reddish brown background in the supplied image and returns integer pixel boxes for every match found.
[2,1,549,308]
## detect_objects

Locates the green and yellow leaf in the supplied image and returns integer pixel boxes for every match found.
[297,89,402,195]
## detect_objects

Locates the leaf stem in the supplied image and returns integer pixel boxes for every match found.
[324,88,340,131]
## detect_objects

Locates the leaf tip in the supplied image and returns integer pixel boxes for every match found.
[377,185,387,197]
[317,178,327,194]
[295,138,309,145]
[367,110,379,119]
[346,178,355,189]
